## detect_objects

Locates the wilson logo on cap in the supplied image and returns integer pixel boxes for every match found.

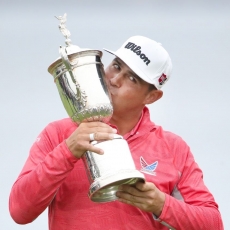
[124,42,151,66]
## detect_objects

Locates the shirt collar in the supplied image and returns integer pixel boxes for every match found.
[109,106,156,140]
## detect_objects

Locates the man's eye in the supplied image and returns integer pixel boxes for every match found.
[129,76,136,82]
[113,64,119,69]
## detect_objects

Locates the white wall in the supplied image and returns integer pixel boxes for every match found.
[1,0,229,229]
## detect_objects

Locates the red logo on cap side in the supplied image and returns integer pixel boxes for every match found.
[158,73,167,85]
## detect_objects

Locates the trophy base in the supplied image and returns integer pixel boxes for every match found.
[88,169,145,203]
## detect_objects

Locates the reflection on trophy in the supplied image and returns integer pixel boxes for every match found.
[48,13,145,202]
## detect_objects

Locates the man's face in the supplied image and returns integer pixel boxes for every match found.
[104,58,153,115]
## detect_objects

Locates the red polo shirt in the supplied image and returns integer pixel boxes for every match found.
[9,107,223,229]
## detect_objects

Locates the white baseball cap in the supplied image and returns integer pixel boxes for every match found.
[104,35,172,89]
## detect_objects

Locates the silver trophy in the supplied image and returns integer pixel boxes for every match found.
[48,13,145,202]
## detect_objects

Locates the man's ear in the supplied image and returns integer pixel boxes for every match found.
[144,90,163,105]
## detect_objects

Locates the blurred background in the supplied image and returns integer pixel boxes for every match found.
[1,0,229,229]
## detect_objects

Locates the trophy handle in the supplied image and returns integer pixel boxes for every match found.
[59,46,87,107]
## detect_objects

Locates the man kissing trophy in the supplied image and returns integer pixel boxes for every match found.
[48,13,145,203]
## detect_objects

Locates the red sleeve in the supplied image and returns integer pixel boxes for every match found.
[155,138,224,230]
[9,122,78,224]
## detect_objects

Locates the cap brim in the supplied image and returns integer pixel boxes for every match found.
[103,48,154,86]
[103,48,116,56]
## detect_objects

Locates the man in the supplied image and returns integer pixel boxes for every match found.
[9,36,223,229]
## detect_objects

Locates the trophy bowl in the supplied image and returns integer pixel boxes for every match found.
[48,48,113,123]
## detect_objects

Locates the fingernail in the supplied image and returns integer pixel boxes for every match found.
[116,191,120,197]
[112,128,117,133]
[109,134,114,139]
[99,149,104,154]
[118,185,123,190]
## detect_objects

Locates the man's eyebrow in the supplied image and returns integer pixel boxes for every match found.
[114,57,122,65]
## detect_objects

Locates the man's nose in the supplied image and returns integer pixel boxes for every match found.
[110,73,123,87]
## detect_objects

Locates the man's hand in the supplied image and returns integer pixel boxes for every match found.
[66,122,117,158]
[116,181,165,217]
